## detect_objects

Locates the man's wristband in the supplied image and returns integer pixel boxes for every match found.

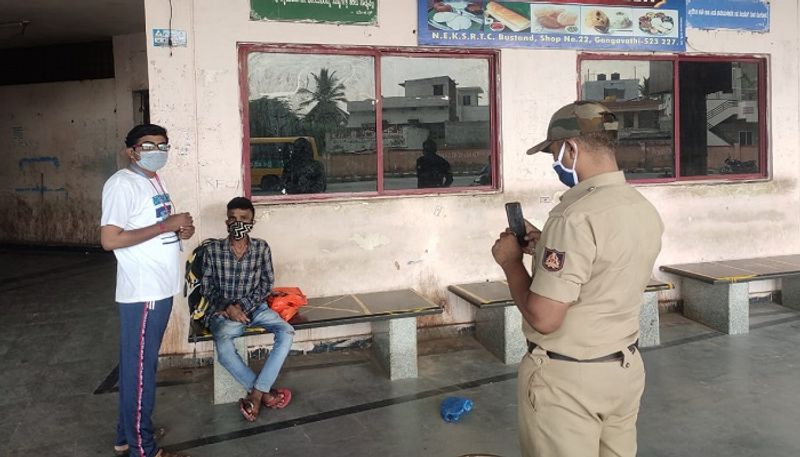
[158,222,167,233]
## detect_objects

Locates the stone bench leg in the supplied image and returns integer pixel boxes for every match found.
[639,291,660,348]
[213,337,248,404]
[372,317,417,380]
[475,306,526,364]
[781,277,800,310]
[682,278,748,335]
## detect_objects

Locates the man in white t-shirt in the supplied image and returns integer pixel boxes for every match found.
[100,124,194,457]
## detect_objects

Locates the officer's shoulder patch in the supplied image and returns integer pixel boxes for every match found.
[542,248,565,272]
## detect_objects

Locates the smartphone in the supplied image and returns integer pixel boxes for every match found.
[505,202,527,247]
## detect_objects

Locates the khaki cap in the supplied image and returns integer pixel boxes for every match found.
[527,101,619,154]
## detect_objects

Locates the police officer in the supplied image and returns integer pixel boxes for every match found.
[491,101,663,457]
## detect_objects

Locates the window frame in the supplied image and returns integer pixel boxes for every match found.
[577,53,769,184]
[239,43,501,202]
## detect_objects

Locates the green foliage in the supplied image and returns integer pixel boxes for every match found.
[248,96,303,138]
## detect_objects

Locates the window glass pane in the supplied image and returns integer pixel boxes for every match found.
[679,61,761,176]
[380,56,492,190]
[247,53,376,196]
[581,60,675,180]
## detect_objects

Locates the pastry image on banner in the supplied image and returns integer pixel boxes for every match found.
[581,7,635,36]
[485,2,531,33]
[531,4,580,34]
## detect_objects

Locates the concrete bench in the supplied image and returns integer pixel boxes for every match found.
[660,255,800,335]
[191,289,442,404]
[448,279,671,364]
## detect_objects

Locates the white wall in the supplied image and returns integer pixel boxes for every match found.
[143,0,800,356]
[0,33,148,245]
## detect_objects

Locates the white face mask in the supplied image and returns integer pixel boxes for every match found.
[136,151,169,172]
[552,141,579,188]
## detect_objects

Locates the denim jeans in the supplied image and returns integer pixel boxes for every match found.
[209,303,295,393]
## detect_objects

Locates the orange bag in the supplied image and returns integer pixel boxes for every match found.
[268,287,308,322]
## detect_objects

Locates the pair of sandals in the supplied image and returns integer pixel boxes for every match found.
[239,387,292,422]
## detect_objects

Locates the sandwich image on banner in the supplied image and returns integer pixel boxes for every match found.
[486,2,531,32]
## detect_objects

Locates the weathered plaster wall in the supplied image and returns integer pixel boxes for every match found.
[0,33,148,245]
[143,0,800,356]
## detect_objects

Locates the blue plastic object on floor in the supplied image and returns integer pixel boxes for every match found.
[440,396,474,423]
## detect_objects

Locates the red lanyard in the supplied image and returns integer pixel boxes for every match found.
[128,166,172,216]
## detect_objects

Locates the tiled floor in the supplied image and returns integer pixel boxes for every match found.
[3,249,800,456]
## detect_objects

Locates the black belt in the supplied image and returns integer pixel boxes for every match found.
[527,341,638,363]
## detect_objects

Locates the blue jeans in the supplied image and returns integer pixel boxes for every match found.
[115,297,173,457]
[210,304,295,393]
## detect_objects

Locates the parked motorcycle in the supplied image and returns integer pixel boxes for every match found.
[720,157,757,174]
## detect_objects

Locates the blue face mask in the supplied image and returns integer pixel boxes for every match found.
[137,151,168,172]
[552,141,579,188]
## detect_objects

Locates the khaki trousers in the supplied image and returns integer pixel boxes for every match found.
[517,346,645,457]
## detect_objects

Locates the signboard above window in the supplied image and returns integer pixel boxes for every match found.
[687,0,769,32]
[417,0,686,52]
[250,0,377,25]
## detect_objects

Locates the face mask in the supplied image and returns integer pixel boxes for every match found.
[552,141,579,188]
[136,151,168,172]
[227,220,254,240]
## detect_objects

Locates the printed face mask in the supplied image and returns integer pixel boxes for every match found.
[552,141,579,188]
[227,220,254,240]
[136,151,168,172]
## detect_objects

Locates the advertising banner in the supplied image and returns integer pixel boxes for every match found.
[418,0,686,52]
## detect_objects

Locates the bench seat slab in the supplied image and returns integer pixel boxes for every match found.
[682,278,748,335]
[372,317,418,380]
[213,337,248,405]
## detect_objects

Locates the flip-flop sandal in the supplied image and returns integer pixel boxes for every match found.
[113,426,166,455]
[262,388,292,409]
[239,398,258,422]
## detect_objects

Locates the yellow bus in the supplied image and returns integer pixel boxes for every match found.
[250,136,319,191]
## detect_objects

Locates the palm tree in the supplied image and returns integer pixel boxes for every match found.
[297,68,349,127]
[638,76,651,98]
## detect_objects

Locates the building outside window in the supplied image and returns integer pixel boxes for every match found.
[579,55,766,182]
[243,46,497,199]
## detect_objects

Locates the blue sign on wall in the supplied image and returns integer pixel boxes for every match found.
[417,1,686,52]
[687,0,769,32]
[152,29,187,47]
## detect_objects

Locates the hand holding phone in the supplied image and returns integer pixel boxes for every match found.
[505,202,527,247]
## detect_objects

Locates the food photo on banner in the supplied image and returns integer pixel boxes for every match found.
[418,0,686,52]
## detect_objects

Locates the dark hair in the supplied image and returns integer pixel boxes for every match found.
[578,131,618,154]
[125,124,168,147]
[422,139,437,154]
[227,197,255,215]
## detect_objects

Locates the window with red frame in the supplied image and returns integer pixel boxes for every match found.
[579,55,767,182]
[243,46,498,199]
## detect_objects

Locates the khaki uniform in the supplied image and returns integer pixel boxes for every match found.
[519,171,663,457]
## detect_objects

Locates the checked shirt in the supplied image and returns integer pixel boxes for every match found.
[201,237,274,318]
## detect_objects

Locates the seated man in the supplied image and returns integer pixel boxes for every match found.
[201,196,295,421]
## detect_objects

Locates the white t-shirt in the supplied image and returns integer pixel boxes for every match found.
[101,168,181,303]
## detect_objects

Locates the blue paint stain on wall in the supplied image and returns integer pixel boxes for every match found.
[19,156,60,169]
